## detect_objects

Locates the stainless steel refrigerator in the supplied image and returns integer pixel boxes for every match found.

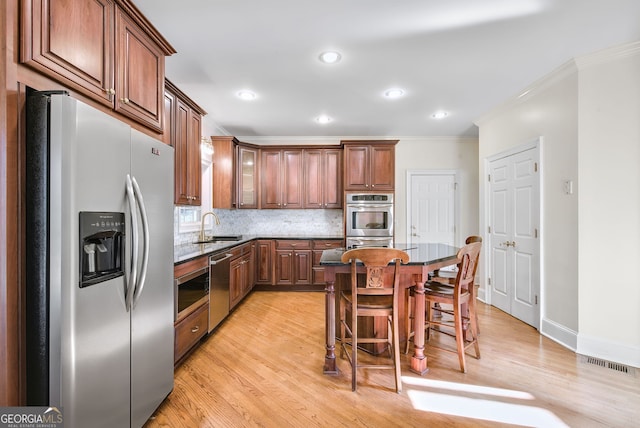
[25,91,174,427]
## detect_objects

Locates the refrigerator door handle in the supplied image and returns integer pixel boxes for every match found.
[125,174,139,311]
[131,176,150,309]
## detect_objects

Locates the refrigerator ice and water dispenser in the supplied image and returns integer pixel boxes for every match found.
[79,211,125,287]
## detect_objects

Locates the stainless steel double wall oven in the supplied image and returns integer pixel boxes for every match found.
[345,193,394,248]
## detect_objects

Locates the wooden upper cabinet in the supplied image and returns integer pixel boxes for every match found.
[211,137,237,209]
[260,150,281,209]
[282,150,303,209]
[211,138,259,209]
[261,149,303,209]
[303,149,342,209]
[21,0,175,131]
[162,90,175,146]
[173,99,202,205]
[166,80,206,205]
[21,0,115,106]
[237,146,259,209]
[304,150,323,208]
[370,145,395,189]
[114,6,165,131]
[342,140,397,191]
[187,110,202,204]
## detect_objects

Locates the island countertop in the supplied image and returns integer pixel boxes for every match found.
[319,243,459,266]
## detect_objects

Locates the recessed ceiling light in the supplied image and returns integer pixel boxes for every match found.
[237,90,256,100]
[315,115,332,124]
[431,111,449,119]
[318,51,341,64]
[384,88,405,98]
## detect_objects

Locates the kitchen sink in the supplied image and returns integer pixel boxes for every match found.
[194,235,243,244]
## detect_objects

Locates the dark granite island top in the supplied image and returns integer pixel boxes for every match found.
[319,243,459,266]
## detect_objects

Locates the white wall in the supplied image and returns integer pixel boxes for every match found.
[394,137,479,244]
[476,41,640,367]
[576,46,640,365]
[477,63,580,340]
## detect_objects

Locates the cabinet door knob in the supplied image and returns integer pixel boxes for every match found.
[105,88,115,95]
[121,97,130,104]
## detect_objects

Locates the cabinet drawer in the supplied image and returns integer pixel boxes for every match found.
[174,255,208,279]
[312,240,344,250]
[229,242,252,259]
[174,302,208,363]
[276,240,311,250]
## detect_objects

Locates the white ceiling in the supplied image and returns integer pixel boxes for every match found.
[134,0,640,138]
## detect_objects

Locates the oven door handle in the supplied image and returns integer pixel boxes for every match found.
[210,253,233,265]
[175,266,210,286]
[348,204,393,209]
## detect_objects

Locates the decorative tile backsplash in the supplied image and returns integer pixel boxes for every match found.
[174,207,344,245]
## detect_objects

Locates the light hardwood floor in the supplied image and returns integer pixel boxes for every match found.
[145,291,639,427]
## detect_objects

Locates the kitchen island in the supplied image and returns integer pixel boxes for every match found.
[319,244,459,375]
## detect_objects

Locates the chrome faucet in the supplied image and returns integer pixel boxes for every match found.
[199,211,221,242]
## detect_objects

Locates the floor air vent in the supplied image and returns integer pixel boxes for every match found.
[580,355,636,376]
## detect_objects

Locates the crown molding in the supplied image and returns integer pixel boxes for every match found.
[235,135,478,146]
[574,40,640,70]
[475,40,640,127]
[474,59,578,126]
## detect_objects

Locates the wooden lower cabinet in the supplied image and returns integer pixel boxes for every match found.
[174,301,208,364]
[230,243,254,309]
[255,240,274,285]
[275,240,312,286]
[254,238,343,289]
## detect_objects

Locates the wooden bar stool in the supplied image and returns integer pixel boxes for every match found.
[339,247,410,392]
[429,235,482,333]
[405,241,482,373]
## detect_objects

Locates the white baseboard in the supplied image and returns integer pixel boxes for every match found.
[540,317,578,351]
[577,333,640,368]
[479,300,639,368]
[477,285,487,303]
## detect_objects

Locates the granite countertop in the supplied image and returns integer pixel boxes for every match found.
[319,243,459,266]
[174,235,344,264]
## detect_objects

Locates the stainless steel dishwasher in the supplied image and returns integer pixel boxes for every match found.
[209,252,233,332]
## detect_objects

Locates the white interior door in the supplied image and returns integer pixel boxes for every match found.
[407,171,457,250]
[488,146,540,328]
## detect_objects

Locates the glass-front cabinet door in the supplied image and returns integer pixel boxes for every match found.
[237,146,258,208]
